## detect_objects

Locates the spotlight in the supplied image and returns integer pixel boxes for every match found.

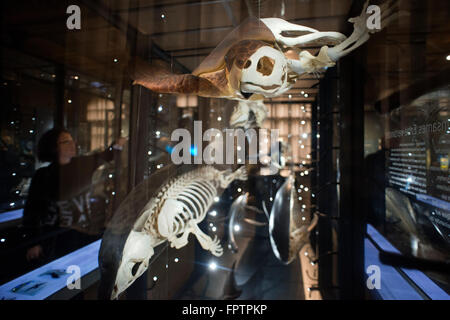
[209,262,217,271]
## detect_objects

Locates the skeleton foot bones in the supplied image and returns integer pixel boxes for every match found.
[109,166,247,299]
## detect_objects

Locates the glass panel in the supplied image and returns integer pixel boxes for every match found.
[364,0,450,295]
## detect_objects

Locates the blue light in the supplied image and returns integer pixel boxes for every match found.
[190,145,198,156]
[90,81,103,88]
[165,145,173,154]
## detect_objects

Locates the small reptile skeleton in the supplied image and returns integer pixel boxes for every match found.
[130,0,398,128]
[99,165,247,299]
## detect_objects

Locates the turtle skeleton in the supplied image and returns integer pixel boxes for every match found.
[110,166,247,299]
[130,0,398,129]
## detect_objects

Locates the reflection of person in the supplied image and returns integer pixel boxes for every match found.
[23,128,127,262]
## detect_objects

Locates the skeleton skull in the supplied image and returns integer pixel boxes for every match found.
[112,230,154,299]
[240,46,292,98]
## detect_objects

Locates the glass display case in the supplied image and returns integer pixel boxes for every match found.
[362,0,450,298]
[0,0,448,302]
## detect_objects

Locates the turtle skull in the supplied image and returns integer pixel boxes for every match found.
[240,46,291,98]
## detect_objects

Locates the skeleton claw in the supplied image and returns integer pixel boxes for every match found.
[209,235,223,256]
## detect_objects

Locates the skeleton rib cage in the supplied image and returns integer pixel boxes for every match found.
[140,166,239,242]
[163,178,217,236]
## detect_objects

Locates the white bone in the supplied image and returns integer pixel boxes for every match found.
[233,1,397,129]
[287,46,336,74]
[111,166,247,299]
[327,0,398,61]
[230,100,268,129]
[240,46,292,98]
[261,18,346,48]
[112,231,155,300]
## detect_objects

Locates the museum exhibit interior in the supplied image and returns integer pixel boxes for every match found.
[0,0,449,301]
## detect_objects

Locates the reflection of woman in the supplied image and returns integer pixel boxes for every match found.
[23,128,126,262]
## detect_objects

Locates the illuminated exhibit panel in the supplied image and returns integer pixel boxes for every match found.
[385,87,450,257]
[0,240,100,300]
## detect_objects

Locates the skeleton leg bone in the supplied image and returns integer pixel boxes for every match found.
[327,0,399,61]
[218,167,248,189]
[230,100,268,129]
[249,101,268,128]
[230,101,251,129]
[168,227,192,249]
[283,0,399,76]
